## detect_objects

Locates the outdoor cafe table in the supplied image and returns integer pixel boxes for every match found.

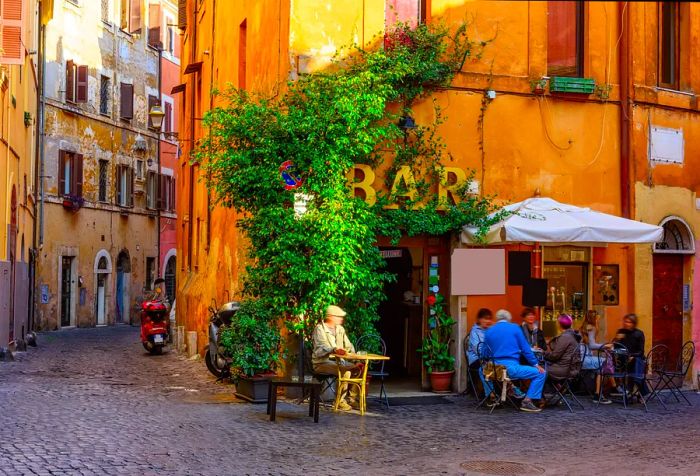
[330,352,390,415]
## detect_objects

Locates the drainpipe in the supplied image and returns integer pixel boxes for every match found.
[157,46,162,278]
[619,2,631,219]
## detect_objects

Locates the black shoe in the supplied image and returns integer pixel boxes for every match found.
[520,399,542,413]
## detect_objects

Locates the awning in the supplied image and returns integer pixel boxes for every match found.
[461,197,663,245]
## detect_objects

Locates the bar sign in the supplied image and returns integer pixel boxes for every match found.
[381,249,402,258]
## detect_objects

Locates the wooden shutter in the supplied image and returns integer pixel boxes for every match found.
[65,60,75,103]
[76,65,88,103]
[120,83,133,119]
[116,165,122,205]
[177,0,187,30]
[164,101,172,133]
[148,27,161,49]
[74,154,84,197]
[129,0,142,33]
[156,174,164,210]
[0,0,24,65]
[170,178,175,211]
[128,167,134,207]
[58,150,66,196]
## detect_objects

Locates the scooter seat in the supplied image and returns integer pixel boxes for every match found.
[217,301,241,322]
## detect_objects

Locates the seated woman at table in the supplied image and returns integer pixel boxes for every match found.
[312,305,362,411]
[544,314,581,380]
[467,308,493,395]
[613,313,647,395]
[520,308,546,351]
[579,310,612,404]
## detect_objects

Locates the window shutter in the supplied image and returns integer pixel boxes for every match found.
[170,178,175,211]
[0,0,24,65]
[116,166,122,205]
[128,168,134,207]
[157,174,165,210]
[164,101,172,133]
[148,27,161,49]
[76,65,88,103]
[65,60,75,103]
[177,0,187,30]
[74,154,84,197]
[120,83,133,119]
[58,150,66,196]
[129,0,142,33]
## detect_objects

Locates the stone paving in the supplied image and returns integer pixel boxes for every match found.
[1,326,699,475]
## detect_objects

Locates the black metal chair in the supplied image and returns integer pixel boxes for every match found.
[356,334,389,408]
[462,332,482,401]
[659,340,695,406]
[476,342,520,414]
[643,344,670,410]
[597,342,632,408]
[544,343,586,413]
[302,346,337,405]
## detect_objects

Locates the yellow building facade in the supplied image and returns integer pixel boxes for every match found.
[177,1,700,390]
[0,0,40,345]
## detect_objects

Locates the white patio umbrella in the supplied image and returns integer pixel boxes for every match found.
[461,197,663,245]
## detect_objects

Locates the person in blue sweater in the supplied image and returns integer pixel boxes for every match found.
[483,309,547,412]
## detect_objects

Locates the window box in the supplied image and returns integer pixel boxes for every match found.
[550,77,596,95]
[62,195,84,211]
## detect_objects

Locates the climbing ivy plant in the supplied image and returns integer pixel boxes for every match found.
[196,22,502,342]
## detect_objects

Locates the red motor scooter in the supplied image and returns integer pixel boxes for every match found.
[140,291,170,355]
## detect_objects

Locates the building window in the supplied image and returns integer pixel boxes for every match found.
[145,257,155,291]
[99,75,110,115]
[101,0,110,23]
[58,150,83,198]
[238,19,247,89]
[164,100,172,135]
[162,174,174,211]
[135,159,145,181]
[167,25,175,55]
[120,0,142,33]
[65,60,89,103]
[98,160,108,202]
[659,1,680,89]
[147,171,158,209]
[115,165,134,207]
[547,1,584,77]
[119,82,133,120]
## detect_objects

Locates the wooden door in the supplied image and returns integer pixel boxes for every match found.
[652,254,684,365]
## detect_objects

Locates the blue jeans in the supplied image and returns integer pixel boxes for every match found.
[482,360,546,400]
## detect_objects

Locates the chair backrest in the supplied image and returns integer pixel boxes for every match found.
[646,344,669,375]
[677,340,696,375]
[463,333,470,363]
[356,333,387,371]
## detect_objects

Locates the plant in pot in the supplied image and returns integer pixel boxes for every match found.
[219,299,282,403]
[418,293,455,392]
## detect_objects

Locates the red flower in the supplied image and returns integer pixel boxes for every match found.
[427,295,436,306]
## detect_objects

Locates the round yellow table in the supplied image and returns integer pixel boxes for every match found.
[330,352,390,415]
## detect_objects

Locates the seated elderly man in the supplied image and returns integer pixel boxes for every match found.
[483,309,547,413]
[312,305,362,411]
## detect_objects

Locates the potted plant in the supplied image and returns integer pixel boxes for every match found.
[418,293,455,392]
[219,299,282,403]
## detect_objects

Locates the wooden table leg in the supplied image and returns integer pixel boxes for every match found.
[266,381,273,416]
[269,383,278,422]
[308,384,314,417]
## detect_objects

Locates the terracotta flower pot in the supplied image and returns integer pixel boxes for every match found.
[429,370,455,393]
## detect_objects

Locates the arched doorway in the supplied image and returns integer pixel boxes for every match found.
[164,255,176,303]
[94,251,112,326]
[653,217,695,364]
[116,250,131,324]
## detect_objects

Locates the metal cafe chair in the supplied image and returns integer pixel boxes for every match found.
[658,340,696,406]
[302,345,337,406]
[597,342,632,409]
[545,345,586,413]
[355,334,390,409]
[462,332,482,401]
[476,342,520,414]
[643,344,670,410]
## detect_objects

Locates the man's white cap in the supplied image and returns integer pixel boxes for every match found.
[495,309,512,322]
[326,305,347,317]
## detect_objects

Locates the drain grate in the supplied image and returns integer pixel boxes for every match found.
[460,460,545,476]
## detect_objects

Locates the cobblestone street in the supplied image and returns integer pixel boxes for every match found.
[1,326,699,475]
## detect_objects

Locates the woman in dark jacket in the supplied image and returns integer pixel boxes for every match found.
[544,314,581,380]
[520,307,547,350]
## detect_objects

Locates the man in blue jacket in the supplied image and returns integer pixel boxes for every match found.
[483,309,546,412]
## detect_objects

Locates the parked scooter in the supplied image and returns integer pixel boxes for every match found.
[205,300,240,378]
[140,280,170,355]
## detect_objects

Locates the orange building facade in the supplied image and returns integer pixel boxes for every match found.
[177,1,700,391]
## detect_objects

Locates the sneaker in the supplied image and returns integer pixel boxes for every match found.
[347,399,361,410]
[486,396,499,408]
[520,399,542,413]
[336,400,352,411]
[593,397,613,405]
[509,387,525,400]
